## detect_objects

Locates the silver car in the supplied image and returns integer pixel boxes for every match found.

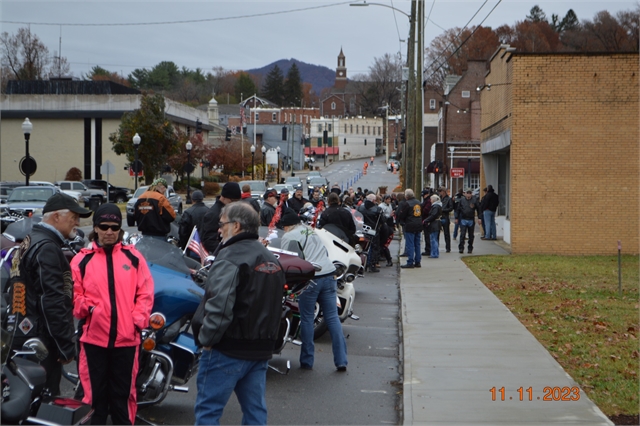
[126,185,183,227]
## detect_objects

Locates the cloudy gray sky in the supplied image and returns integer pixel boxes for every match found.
[1,0,636,79]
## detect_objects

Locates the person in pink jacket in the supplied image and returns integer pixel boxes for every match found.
[71,203,154,425]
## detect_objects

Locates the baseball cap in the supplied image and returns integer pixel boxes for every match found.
[43,192,93,218]
[264,189,277,199]
[280,187,290,195]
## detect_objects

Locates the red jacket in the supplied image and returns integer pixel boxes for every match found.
[71,242,154,348]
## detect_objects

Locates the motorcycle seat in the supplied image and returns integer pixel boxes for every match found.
[14,357,47,395]
[2,365,33,423]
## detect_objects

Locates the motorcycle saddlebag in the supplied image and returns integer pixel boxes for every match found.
[36,397,93,425]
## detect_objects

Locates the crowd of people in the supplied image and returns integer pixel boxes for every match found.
[5,169,499,425]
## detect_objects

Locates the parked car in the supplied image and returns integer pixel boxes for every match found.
[56,181,106,203]
[239,180,268,202]
[1,181,83,205]
[387,160,401,171]
[2,185,60,215]
[83,179,131,203]
[125,185,183,227]
[284,176,303,190]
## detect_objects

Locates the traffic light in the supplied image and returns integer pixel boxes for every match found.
[400,129,406,144]
[225,128,231,141]
[434,165,440,173]
[196,119,202,134]
[199,162,203,168]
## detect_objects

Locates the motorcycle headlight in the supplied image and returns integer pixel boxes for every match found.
[354,244,363,254]
[149,312,166,330]
[333,262,347,280]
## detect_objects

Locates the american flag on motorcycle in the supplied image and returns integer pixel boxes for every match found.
[184,226,209,263]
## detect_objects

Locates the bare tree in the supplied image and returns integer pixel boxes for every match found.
[1,27,52,80]
[352,53,403,116]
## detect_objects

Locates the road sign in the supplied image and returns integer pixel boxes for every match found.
[450,168,465,178]
[131,160,143,174]
[129,167,144,177]
[19,156,37,177]
[100,160,116,175]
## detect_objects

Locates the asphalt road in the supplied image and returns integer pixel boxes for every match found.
[73,156,403,425]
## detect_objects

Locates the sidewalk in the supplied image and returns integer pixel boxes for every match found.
[398,233,613,425]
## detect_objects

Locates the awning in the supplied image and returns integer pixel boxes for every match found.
[454,159,480,174]
[305,147,339,155]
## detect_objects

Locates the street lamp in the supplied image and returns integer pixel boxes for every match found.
[276,146,281,184]
[261,146,266,180]
[251,144,256,180]
[132,133,141,191]
[186,141,193,204]
[22,118,33,186]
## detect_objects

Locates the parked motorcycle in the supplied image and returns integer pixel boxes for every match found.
[1,311,93,425]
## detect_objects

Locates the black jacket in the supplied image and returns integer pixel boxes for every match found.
[134,190,176,236]
[318,205,356,239]
[288,195,309,213]
[260,202,276,227]
[193,233,284,360]
[357,201,383,230]
[178,201,209,249]
[456,196,481,220]
[441,195,454,218]
[7,224,75,361]
[200,199,225,253]
[397,197,422,233]
[423,202,443,233]
[482,190,499,212]
[241,197,261,214]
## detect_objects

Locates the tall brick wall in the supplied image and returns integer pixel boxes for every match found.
[484,51,639,255]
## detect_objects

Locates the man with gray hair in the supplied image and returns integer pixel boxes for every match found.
[396,188,423,268]
[7,192,92,395]
[193,202,284,425]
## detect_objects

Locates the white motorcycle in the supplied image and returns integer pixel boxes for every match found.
[311,226,361,339]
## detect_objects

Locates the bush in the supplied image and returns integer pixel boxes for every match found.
[204,181,220,196]
[65,167,82,181]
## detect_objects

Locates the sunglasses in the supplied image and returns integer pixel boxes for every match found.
[96,224,121,232]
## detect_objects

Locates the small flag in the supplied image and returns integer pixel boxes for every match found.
[240,108,246,125]
[185,226,209,263]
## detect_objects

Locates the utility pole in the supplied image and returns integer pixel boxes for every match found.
[415,0,424,190]
[405,0,417,191]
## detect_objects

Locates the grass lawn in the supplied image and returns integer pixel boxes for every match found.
[464,254,639,417]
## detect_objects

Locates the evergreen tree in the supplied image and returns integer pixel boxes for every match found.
[283,63,303,107]
[526,5,547,23]
[262,65,284,105]
[234,72,258,101]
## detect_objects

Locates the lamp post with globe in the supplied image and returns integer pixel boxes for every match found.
[250,144,256,180]
[261,146,266,180]
[133,133,141,191]
[186,140,193,204]
[22,118,33,186]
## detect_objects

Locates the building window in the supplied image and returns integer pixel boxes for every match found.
[318,124,323,132]
[272,112,277,122]
[364,139,367,146]
[350,124,353,133]
[368,126,370,135]
[255,113,259,121]
[356,125,358,134]
[328,124,332,132]
[344,124,347,133]
[378,127,381,135]
[344,138,347,145]
[462,90,471,98]
[331,102,336,110]
[430,99,436,110]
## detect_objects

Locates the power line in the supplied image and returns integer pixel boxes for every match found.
[425,0,503,82]
[1,1,354,27]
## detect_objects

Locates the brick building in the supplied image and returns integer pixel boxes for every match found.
[321,49,359,118]
[479,46,639,255]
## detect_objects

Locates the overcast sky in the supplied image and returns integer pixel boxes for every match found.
[1,0,636,79]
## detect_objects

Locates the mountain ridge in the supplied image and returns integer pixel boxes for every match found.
[246,58,335,96]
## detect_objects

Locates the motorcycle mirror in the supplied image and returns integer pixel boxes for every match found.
[22,338,49,361]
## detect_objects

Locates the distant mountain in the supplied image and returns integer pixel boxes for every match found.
[246,58,335,97]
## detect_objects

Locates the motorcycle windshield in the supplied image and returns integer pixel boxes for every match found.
[134,236,193,276]
[351,210,364,232]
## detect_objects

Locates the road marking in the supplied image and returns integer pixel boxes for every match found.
[361,390,388,394]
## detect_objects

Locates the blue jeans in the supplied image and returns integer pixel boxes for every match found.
[404,231,421,265]
[298,275,347,368]
[194,349,268,425]
[429,232,439,258]
[483,210,496,239]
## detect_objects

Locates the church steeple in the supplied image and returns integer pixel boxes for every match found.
[335,48,347,90]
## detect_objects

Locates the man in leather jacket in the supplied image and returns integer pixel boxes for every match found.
[438,187,454,253]
[357,193,383,272]
[287,188,309,213]
[397,189,422,268]
[134,178,176,237]
[317,192,356,244]
[7,193,92,395]
[193,202,284,425]
[456,188,481,254]
[199,182,241,254]
[178,190,208,250]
